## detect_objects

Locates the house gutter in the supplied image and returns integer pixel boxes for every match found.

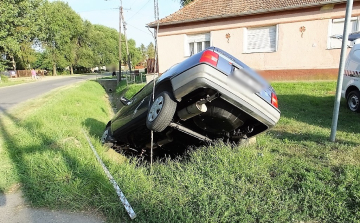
[147,0,348,28]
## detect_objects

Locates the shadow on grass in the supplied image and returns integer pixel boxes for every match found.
[83,117,198,163]
[83,118,107,138]
[0,108,121,219]
[277,94,360,135]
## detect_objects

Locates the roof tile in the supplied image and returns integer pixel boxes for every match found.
[149,0,347,27]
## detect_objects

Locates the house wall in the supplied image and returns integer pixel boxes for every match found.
[158,34,185,72]
[157,2,360,80]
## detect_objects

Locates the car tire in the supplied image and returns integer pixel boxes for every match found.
[101,126,113,148]
[347,90,360,113]
[146,91,177,132]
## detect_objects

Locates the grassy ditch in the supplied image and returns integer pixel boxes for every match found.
[115,80,146,99]
[0,80,360,222]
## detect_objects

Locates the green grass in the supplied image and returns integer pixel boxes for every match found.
[115,80,127,95]
[1,80,360,222]
[115,81,146,99]
[0,76,35,87]
[124,83,146,98]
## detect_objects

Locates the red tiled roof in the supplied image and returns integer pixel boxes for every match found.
[149,0,347,27]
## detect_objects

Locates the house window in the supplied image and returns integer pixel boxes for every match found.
[244,25,278,53]
[185,33,210,56]
[329,18,359,49]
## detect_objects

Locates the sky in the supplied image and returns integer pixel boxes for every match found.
[55,0,181,47]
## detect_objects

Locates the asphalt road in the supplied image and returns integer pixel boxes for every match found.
[0,75,107,112]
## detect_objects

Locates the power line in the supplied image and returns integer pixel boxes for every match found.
[77,8,117,13]
[127,0,151,21]
[127,23,152,36]
[129,0,141,8]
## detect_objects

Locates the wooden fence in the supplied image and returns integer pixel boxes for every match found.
[146,59,159,74]
[16,70,46,77]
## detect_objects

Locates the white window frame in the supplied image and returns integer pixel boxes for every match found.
[184,33,210,57]
[327,17,360,49]
[243,25,279,53]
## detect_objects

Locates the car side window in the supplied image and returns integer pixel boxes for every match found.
[129,80,155,102]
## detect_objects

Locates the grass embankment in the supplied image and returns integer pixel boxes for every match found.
[116,80,146,98]
[0,81,360,222]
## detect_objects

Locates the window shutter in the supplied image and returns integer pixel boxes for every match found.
[247,26,276,52]
[185,33,210,56]
[189,42,194,56]
[197,42,202,53]
[205,41,210,49]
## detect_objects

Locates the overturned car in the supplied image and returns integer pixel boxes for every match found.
[101,47,280,156]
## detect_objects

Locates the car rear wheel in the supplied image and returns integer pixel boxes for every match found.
[347,90,360,113]
[146,91,177,132]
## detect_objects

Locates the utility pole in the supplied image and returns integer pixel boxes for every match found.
[118,4,122,85]
[330,0,354,142]
[121,14,132,75]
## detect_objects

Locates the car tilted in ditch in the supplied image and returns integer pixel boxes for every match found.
[101,47,280,156]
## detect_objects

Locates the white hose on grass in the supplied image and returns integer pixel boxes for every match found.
[82,129,136,220]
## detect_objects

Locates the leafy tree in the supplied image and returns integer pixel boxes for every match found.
[38,1,76,75]
[180,0,194,7]
[17,42,37,69]
[147,42,155,59]
[139,43,147,64]
[0,0,43,71]
[63,8,84,74]
[127,39,142,68]
[89,25,119,68]
[75,21,96,69]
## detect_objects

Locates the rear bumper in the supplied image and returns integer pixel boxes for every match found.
[170,64,280,128]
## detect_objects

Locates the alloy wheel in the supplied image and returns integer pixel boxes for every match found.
[348,94,360,111]
[148,96,164,122]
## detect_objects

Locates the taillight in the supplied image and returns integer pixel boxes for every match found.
[199,50,219,66]
[271,93,278,108]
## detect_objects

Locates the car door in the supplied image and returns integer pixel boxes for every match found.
[110,81,154,140]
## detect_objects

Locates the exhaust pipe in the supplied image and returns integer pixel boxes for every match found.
[178,101,207,121]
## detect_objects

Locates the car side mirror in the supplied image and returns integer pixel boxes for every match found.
[120,96,131,106]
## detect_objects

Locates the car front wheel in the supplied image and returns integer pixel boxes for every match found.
[101,126,113,148]
[146,91,177,132]
[347,90,360,113]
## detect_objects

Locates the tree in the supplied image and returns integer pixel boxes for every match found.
[180,0,194,7]
[38,1,73,75]
[0,0,43,71]
[89,25,119,68]
[75,21,96,69]
[146,42,155,59]
[17,42,37,70]
[127,39,142,68]
[139,43,147,64]
[63,8,84,75]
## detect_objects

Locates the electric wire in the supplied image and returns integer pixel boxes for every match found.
[127,0,152,21]
[77,8,117,13]
[127,22,152,36]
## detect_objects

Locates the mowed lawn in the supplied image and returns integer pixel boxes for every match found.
[0,80,360,222]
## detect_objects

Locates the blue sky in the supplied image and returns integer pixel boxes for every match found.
[55,0,181,47]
